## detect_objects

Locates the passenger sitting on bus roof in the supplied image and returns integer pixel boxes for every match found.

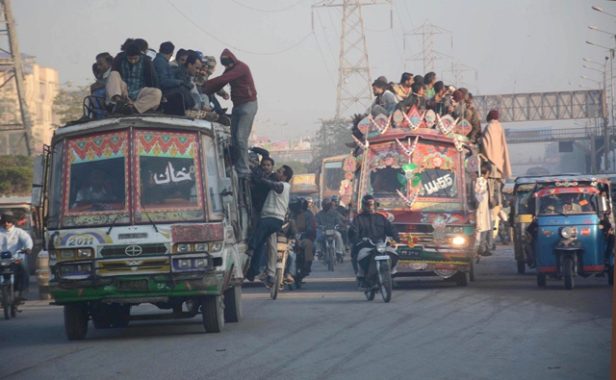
[451,88,467,119]
[154,41,182,94]
[90,52,113,95]
[201,56,230,116]
[106,41,162,115]
[159,49,200,116]
[170,48,188,70]
[426,80,447,116]
[392,72,413,102]
[423,72,437,100]
[368,77,397,117]
[396,81,426,113]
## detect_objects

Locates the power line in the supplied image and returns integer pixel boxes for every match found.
[230,0,306,13]
[166,0,312,56]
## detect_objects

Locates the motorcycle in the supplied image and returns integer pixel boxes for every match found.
[319,225,343,271]
[357,238,398,303]
[0,251,22,320]
[270,235,295,300]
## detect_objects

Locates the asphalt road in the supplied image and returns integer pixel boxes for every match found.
[0,245,611,380]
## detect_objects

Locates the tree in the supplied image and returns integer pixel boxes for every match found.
[0,155,33,196]
[310,118,353,171]
[283,160,309,175]
[53,83,89,125]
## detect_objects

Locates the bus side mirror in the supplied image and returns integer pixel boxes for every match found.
[31,155,44,207]
[599,195,610,214]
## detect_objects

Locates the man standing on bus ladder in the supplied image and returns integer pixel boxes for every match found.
[203,49,257,178]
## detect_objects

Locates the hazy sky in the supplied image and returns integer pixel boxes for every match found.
[11,0,616,140]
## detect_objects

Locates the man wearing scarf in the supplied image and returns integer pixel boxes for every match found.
[481,109,512,247]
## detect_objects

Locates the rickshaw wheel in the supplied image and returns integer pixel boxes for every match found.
[536,273,546,287]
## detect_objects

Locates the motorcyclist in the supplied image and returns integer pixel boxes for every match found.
[330,195,350,251]
[315,197,345,261]
[0,212,33,300]
[349,194,399,286]
[289,197,316,279]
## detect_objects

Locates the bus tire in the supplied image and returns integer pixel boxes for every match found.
[223,285,242,323]
[202,295,224,333]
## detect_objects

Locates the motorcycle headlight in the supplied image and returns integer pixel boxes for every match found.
[376,244,387,253]
[560,227,577,239]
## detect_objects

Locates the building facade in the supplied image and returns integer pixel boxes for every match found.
[0,55,59,155]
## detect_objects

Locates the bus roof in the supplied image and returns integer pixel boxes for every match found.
[54,115,217,139]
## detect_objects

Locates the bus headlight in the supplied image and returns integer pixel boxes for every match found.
[451,235,467,247]
[176,243,190,253]
[194,243,208,252]
[76,248,94,259]
[209,241,223,252]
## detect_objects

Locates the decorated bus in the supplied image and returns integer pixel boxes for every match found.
[353,108,480,285]
[35,115,250,340]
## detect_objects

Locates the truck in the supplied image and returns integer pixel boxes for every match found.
[34,115,251,340]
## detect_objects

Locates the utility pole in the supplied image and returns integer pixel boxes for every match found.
[313,0,391,120]
[404,22,452,74]
[0,0,33,156]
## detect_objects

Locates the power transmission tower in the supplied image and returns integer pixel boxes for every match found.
[404,21,452,74]
[313,0,391,120]
[0,0,33,156]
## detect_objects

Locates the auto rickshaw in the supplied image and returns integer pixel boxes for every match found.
[530,176,614,289]
[511,176,543,274]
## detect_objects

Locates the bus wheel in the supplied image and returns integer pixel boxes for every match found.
[202,296,224,333]
[64,303,89,340]
[223,285,242,323]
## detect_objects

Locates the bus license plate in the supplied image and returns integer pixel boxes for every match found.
[117,279,148,291]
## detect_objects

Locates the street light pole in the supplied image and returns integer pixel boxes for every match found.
[586,40,615,171]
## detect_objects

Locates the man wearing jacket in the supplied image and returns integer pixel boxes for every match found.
[106,41,162,114]
[349,195,399,282]
[203,49,257,177]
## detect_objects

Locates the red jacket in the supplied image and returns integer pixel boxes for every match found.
[203,49,257,106]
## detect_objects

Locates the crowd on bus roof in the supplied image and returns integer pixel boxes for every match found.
[88,37,259,178]
[367,71,483,144]
[88,38,257,126]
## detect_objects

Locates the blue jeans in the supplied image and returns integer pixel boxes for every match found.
[248,217,282,277]
[231,100,258,176]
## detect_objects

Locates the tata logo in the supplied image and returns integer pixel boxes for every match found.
[124,245,143,257]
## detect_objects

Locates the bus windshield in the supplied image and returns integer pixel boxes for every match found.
[134,130,204,222]
[62,130,129,227]
[364,138,461,209]
[57,129,205,227]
